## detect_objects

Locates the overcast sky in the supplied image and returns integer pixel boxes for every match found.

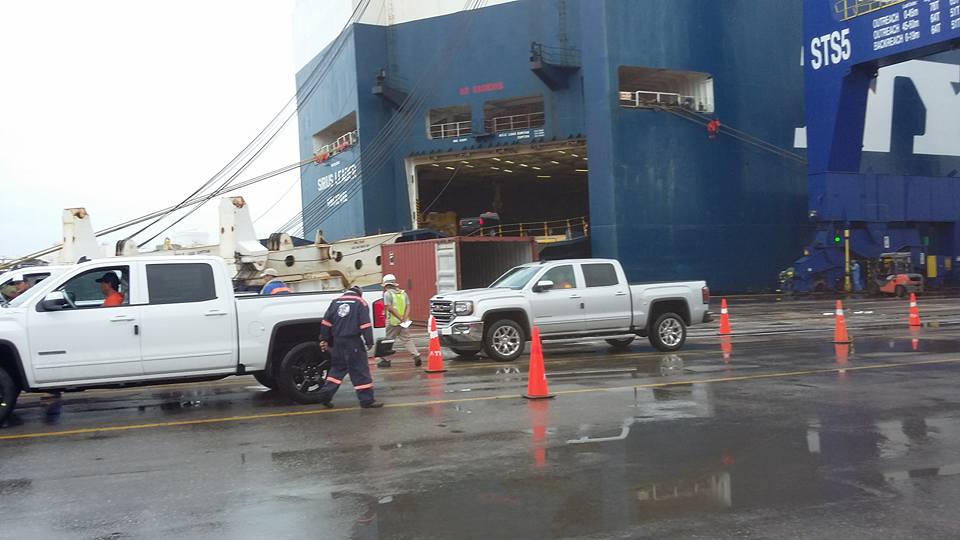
[0,1,312,258]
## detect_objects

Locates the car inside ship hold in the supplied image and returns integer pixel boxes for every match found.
[410,140,589,255]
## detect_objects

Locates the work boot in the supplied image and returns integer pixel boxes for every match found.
[361,401,385,409]
[377,358,392,368]
[319,400,334,409]
[413,355,423,367]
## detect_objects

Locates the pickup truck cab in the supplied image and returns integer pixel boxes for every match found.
[430,258,710,361]
[0,256,387,425]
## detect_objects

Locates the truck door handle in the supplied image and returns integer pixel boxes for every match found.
[110,316,135,322]
[204,310,228,317]
[615,291,628,296]
[569,294,582,299]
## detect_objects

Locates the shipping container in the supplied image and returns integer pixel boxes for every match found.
[381,236,538,322]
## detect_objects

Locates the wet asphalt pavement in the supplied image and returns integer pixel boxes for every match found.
[2,296,960,539]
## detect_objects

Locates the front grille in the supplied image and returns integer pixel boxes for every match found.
[430,300,454,326]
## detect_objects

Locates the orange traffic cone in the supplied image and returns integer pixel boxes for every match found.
[833,300,852,344]
[424,316,447,373]
[523,327,554,399]
[908,293,922,327]
[718,298,732,336]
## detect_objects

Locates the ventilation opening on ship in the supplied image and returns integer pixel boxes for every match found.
[409,140,590,258]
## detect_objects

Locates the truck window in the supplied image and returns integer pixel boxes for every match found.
[490,266,540,289]
[541,265,577,289]
[146,263,217,304]
[582,263,619,287]
[58,266,130,308]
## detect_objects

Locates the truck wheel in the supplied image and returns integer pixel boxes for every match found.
[483,319,525,362]
[253,370,277,390]
[277,342,330,404]
[449,348,480,359]
[605,337,635,350]
[649,313,687,352]
[0,365,20,426]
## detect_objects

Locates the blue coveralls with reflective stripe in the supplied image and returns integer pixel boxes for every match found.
[318,292,375,404]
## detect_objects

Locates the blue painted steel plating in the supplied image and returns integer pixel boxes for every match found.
[296,1,812,292]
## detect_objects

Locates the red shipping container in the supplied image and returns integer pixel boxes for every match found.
[381,236,538,322]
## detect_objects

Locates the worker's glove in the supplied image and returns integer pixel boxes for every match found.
[319,341,329,353]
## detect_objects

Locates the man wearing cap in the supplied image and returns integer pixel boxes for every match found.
[377,274,422,368]
[2,275,31,302]
[317,286,383,408]
[259,268,292,295]
[96,272,124,307]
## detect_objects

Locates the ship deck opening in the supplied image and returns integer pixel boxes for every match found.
[410,142,589,247]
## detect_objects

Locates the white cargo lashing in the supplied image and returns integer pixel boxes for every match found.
[58,208,102,263]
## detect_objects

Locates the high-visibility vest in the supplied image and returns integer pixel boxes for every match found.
[385,289,408,326]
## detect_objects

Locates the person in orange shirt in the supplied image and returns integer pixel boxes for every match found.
[96,272,124,307]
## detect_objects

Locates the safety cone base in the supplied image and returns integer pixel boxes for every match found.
[523,392,555,400]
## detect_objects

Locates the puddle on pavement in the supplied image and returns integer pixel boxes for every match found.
[816,335,960,356]
[0,479,32,495]
[340,413,884,539]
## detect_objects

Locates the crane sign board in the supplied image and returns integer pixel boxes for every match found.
[804,0,960,175]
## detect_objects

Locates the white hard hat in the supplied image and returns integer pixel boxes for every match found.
[382,273,397,285]
[260,268,279,278]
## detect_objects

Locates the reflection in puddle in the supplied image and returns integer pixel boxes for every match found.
[885,463,960,482]
[635,472,732,512]
[720,336,732,363]
[659,355,684,377]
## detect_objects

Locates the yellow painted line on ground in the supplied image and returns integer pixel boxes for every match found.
[3,357,959,442]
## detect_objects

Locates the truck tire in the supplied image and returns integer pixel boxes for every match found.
[649,313,687,352]
[0,365,20,426]
[605,337,635,350]
[253,370,277,390]
[449,348,480,359]
[483,319,525,362]
[276,342,330,404]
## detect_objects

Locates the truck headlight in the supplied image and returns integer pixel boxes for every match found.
[454,301,474,316]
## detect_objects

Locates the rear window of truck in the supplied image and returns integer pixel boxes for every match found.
[146,263,217,304]
[583,263,619,287]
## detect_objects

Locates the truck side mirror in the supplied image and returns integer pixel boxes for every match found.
[533,280,555,293]
[40,291,70,311]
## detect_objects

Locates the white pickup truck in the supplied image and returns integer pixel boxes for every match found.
[0,256,388,425]
[430,258,711,361]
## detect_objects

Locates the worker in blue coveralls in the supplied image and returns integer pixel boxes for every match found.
[317,286,384,409]
[851,260,863,292]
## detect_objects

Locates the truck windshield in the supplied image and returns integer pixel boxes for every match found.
[490,266,540,289]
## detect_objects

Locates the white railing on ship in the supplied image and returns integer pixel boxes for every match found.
[619,90,699,110]
[485,112,545,133]
[429,120,472,139]
[314,130,359,158]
